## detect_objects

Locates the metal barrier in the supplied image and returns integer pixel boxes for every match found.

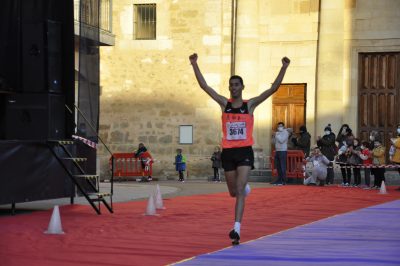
[270,150,305,178]
[110,153,153,177]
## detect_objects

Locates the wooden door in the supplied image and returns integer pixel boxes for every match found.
[272,84,306,150]
[358,52,400,160]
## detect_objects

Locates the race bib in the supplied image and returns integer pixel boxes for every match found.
[226,122,247,140]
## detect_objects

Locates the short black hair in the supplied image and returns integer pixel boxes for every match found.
[300,125,307,132]
[229,75,244,86]
[277,122,285,126]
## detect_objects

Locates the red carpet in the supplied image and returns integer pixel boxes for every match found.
[0,186,399,266]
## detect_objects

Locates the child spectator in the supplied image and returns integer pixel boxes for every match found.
[303,147,330,186]
[389,142,396,162]
[174,148,187,182]
[390,124,400,190]
[348,138,362,187]
[337,139,352,186]
[359,141,372,188]
[336,124,354,186]
[371,139,386,189]
[211,146,222,182]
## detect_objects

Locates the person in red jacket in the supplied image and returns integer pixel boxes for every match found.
[359,141,372,188]
[189,53,290,245]
[134,143,153,182]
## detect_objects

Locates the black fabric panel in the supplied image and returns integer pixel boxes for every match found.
[0,141,74,205]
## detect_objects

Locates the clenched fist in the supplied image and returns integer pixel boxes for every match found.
[282,57,290,67]
[189,53,198,64]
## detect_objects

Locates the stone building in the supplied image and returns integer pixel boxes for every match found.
[99,0,400,178]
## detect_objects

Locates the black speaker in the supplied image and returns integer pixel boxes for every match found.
[22,20,62,93]
[5,93,65,140]
[0,94,6,139]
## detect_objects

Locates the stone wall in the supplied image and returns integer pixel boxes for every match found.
[99,0,232,178]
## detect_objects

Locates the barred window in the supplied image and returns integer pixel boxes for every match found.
[133,4,156,40]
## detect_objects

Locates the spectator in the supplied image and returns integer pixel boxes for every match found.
[174,148,187,182]
[336,124,354,186]
[292,125,311,157]
[348,138,362,187]
[359,141,372,188]
[390,124,400,190]
[286,128,296,150]
[211,146,222,182]
[371,139,386,189]
[272,122,290,185]
[134,143,153,182]
[368,130,379,150]
[317,124,336,185]
[303,147,330,186]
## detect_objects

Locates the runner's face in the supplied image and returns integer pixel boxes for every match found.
[229,79,243,99]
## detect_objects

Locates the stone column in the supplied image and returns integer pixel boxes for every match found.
[316,0,345,134]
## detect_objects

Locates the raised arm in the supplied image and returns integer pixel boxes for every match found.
[189,53,227,109]
[248,57,290,113]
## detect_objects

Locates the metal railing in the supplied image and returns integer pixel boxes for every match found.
[74,0,112,33]
[65,104,115,208]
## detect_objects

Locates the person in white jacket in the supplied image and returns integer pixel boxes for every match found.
[272,122,290,185]
[304,147,331,186]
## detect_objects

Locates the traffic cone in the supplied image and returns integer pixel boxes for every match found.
[144,194,158,216]
[44,205,65,234]
[154,184,165,210]
[379,181,388,194]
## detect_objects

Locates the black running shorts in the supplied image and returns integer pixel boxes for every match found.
[221,146,254,171]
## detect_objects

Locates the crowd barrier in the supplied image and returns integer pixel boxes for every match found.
[270,150,305,178]
[110,153,153,177]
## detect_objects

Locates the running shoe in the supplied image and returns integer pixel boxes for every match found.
[229,229,240,245]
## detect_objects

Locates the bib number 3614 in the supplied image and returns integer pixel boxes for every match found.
[226,122,247,140]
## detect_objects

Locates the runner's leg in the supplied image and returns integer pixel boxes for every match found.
[225,170,237,197]
[234,165,251,223]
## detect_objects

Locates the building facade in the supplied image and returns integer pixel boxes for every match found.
[99,0,400,177]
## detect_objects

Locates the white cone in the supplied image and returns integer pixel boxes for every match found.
[144,194,158,215]
[379,181,388,194]
[154,184,165,209]
[44,205,64,234]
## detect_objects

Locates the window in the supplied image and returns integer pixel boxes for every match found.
[133,4,156,40]
[179,125,193,144]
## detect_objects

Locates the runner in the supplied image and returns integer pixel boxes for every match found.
[189,53,290,245]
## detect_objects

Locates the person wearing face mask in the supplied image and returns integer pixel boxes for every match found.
[272,122,290,185]
[303,147,330,186]
[348,138,362,187]
[211,146,222,182]
[371,139,386,189]
[317,124,336,185]
[390,125,400,190]
[291,125,311,157]
[368,130,379,150]
[336,124,354,186]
